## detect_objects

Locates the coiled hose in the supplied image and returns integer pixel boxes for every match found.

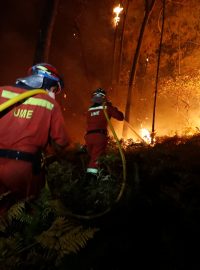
[0,91,127,220]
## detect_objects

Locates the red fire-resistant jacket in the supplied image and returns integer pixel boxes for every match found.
[85,102,124,174]
[0,85,69,206]
[86,102,124,132]
[0,86,69,152]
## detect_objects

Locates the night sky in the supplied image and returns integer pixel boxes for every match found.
[1,0,200,143]
[0,0,119,143]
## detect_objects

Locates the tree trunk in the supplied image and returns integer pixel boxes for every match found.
[116,0,130,84]
[151,0,166,143]
[33,0,60,64]
[111,0,123,87]
[122,0,156,137]
[111,25,118,86]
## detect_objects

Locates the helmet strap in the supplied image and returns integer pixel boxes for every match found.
[48,91,56,99]
[57,82,62,94]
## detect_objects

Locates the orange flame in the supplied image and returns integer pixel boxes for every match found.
[113,4,123,26]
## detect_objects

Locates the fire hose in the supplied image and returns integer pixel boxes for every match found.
[0,89,47,113]
[103,102,126,202]
[0,89,49,191]
[68,102,127,220]
[0,91,127,220]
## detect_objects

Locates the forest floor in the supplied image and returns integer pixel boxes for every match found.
[54,134,200,270]
[1,134,200,270]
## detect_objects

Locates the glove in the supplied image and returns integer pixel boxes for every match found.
[77,144,87,154]
[106,101,112,106]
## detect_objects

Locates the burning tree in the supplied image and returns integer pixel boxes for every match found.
[122,0,156,137]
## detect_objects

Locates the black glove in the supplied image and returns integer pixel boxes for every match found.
[106,101,112,106]
[77,144,87,154]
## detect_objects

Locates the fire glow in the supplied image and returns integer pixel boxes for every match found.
[140,128,152,144]
[113,4,123,26]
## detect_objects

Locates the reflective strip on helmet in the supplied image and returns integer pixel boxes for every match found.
[93,93,106,97]
[88,105,107,111]
[36,65,48,71]
[2,90,54,110]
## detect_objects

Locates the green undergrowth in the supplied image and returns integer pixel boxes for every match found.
[1,134,200,269]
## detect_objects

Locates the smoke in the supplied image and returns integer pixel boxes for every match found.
[3,0,199,143]
[0,0,45,84]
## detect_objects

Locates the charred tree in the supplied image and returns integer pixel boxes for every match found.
[151,0,166,143]
[33,0,60,64]
[111,22,119,86]
[116,0,131,84]
[111,1,124,86]
[122,0,156,137]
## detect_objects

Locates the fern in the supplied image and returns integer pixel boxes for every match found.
[0,191,12,201]
[0,188,99,269]
[7,201,26,221]
[0,217,7,233]
[59,227,98,254]
[35,217,99,256]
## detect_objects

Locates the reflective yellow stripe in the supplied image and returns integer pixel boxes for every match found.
[87,168,98,174]
[23,98,54,110]
[89,105,107,111]
[2,90,18,98]
[2,90,54,110]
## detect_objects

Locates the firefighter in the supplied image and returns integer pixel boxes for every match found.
[84,88,124,176]
[0,63,71,213]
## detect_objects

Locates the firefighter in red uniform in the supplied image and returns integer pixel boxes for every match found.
[85,88,124,176]
[0,63,70,213]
